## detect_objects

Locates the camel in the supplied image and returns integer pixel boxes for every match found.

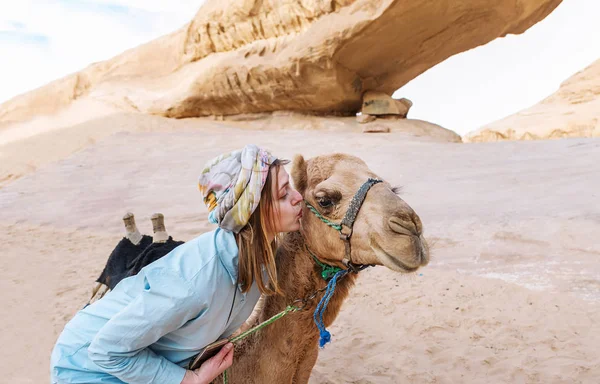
[218,153,429,383]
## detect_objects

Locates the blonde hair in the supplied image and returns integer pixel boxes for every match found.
[235,159,289,296]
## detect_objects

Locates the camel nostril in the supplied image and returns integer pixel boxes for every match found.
[411,213,423,236]
[388,216,418,236]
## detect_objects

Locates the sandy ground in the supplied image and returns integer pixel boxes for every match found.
[1,113,599,383]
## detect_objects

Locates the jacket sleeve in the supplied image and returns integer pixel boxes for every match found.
[88,267,206,384]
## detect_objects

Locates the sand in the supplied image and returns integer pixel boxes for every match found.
[1,112,599,383]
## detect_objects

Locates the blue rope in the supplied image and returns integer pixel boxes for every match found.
[313,269,348,348]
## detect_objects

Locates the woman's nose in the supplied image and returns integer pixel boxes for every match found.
[291,189,302,205]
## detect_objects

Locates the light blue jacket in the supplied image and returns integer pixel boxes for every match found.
[50,228,261,384]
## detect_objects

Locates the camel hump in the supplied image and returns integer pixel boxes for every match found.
[151,213,169,243]
[122,212,143,245]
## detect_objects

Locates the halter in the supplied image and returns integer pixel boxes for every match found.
[304,178,383,273]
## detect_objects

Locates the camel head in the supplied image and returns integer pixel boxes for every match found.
[292,153,429,273]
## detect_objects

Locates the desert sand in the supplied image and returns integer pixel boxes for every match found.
[1,112,599,383]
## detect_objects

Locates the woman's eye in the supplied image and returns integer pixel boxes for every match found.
[318,199,333,208]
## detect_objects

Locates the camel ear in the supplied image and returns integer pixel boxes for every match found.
[291,154,308,194]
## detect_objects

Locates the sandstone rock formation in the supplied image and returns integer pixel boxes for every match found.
[356,113,376,124]
[361,91,412,117]
[465,58,600,142]
[0,0,562,125]
[362,123,391,133]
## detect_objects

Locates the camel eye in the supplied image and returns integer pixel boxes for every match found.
[318,198,333,208]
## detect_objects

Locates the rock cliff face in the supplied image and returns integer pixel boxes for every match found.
[466,59,600,142]
[0,0,562,124]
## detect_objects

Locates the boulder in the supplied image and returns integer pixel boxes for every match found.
[397,98,413,117]
[362,124,391,133]
[356,113,377,124]
[361,91,413,117]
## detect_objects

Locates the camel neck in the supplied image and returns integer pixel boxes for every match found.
[224,231,360,383]
[305,245,343,281]
[271,232,357,319]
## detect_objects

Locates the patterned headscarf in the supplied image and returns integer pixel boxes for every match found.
[198,144,277,233]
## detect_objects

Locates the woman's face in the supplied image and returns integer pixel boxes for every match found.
[271,166,303,234]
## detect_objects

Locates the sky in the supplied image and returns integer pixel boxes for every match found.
[0,1,598,135]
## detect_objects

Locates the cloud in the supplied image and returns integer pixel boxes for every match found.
[80,0,201,14]
[0,16,48,45]
[0,20,26,31]
[57,0,131,15]
[0,30,50,45]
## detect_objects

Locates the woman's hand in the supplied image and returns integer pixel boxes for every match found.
[181,343,234,384]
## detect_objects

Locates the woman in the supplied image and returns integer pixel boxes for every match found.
[50,145,303,384]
